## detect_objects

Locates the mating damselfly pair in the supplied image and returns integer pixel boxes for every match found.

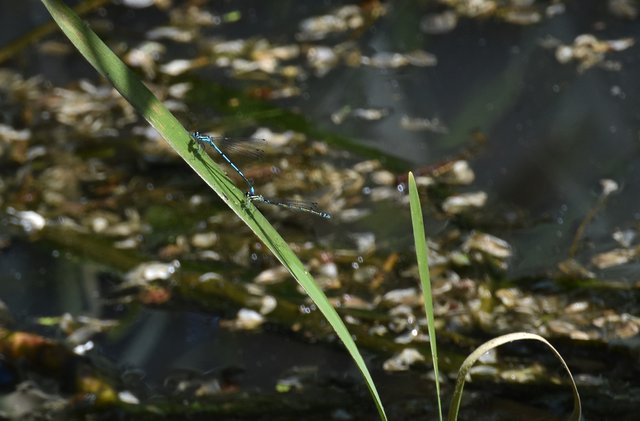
[191,132,331,219]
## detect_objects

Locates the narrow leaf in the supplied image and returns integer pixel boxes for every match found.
[40,0,386,418]
[408,172,443,420]
[447,332,582,421]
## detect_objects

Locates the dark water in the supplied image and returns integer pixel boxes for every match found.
[292,3,640,277]
[1,1,639,419]
[0,239,357,388]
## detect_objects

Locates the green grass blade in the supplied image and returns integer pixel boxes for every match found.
[447,332,582,421]
[408,172,443,421]
[40,0,386,418]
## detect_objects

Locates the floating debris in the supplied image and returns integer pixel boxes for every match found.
[0,123,30,142]
[6,208,46,233]
[463,231,512,259]
[612,229,636,248]
[124,260,180,287]
[361,50,437,68]
[393,328,423,345]
[369,324,388,336]
[468,365,499,379]
[40,166,82,206]
[211,38,247,56]
[503,8,541,25]
[442,191,487,214]
[250,127,299,147]
[146,26,194,43]
[546,2,566,17]
[231,56,276,74]
[254,266,290,285]
[435,160,475,185]
[259,295,277,315]
[351,265,376,284]
[114,237,141,250]
[382,348,425,371]
[335,294,374,310]
[123,0,155,8]
[499,363,545,383]
[413,175,435,188]
[600,178,619,196]
[368,186,403,202]
[400,115,449,133]
[349,232,376,254]
[0,381,67,419]
[495,288,522,308]
[353,160,382,173]
[351,107,391,121]
[40,78,137,135]
[307,45,339,76]
[383,288,422,306]
[86,209,144,238]
[593,312,640,339]
[441,0,560,24]
[118,390,140,405]
[191,232,218,249]
[478,347,497,364]
[565,301,589,314]
[125,41,165,79]
[370,170,396,186]
[591,248,638,269]
[317,260,339,278]
[264,85,302,99]
[37,313,119,350]
[420,10,458,34]
[255,43,301,61]
[608,0,638,19]
[224,308,264,330]
[544,34,635,72]
[297,5,366,41]
[558,258,595,279]
[275,367,320,392]
[447,0,497,18]
[160,59,196,76]
[198,272,223,283]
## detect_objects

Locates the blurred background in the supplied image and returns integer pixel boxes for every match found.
[0,0,639,419]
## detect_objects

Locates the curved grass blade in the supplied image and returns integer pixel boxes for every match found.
[40,0,386,419]
[447,332,582,421]
[408,172,443,421]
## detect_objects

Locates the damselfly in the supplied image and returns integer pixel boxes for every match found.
[191,131,264,196]
[248,194,331,219]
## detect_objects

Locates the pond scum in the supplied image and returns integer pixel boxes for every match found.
[4,0,640,419]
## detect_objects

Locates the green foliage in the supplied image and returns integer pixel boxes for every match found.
[40,0,386,419]
[447,332,582,421]
[408,172,443,421]
[408,172,581,421]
